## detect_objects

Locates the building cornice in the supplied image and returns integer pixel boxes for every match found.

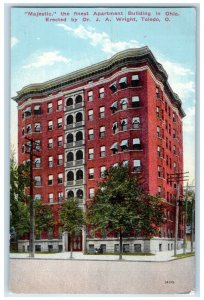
[12,46,185,117]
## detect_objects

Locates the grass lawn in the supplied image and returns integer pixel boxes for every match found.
[175,252,195,259]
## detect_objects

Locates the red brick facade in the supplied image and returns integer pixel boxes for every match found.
[14,47,185,251]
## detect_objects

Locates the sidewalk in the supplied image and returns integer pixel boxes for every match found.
[10,248,193,262]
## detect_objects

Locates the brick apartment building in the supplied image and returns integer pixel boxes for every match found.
[13,47,185,253]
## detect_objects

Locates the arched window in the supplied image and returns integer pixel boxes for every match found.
[66,98,73,106]
[67,190,74,199]
[66,115,73,125]
[75,95,82,104]
[67,133,73,143]
[67,171,74,181]
[76,150,83,160]
[76,170,83,180]
[76,131,83,141]
[76,189,83,199]
[67,152,74,162]
[76,112,82,123]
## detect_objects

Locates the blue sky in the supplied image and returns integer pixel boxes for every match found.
[10,6,196,183]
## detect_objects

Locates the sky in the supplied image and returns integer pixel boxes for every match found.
[10,6,196,183]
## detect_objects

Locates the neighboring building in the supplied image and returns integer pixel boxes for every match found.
[13,47,185,253]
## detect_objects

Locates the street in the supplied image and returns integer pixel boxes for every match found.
[9,256,194,294]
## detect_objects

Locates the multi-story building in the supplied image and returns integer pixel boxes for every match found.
[13,46,185,253]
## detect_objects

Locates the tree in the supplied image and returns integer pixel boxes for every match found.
[34,200,54,238]
[59,198,84,258]
[10,149,30,240]
[86,164,165,259]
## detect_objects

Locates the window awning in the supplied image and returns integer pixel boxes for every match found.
[109,81,117,90]
[120,98,128,104]
[120,140,128,147]
[133,138,140,145]
[121,119,128,125]
[112,122,118,129]
[110,101,117,109]
[132,75,139,81]
[132,96,140,102]
[110,142,118,150]
[24,107,31,113]
[132,117,140,124]
[119,77,127,84]
[34,105,40,110]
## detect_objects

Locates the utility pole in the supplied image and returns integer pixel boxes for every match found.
[191,194,195,253]
[167,172,189,257]
[25,137,36,258]
[183,182,189,254]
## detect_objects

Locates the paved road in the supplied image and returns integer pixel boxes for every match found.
[9,257,194,295]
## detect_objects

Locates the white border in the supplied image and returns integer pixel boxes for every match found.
[1,1,202,300]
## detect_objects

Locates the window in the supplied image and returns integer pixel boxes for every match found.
[134,244,142,252]
[88,91,93,101]
[48,193,54,203]
[88,148,94,160]
[57,118,62,128]
[88,168,94,179]
[100,166,106,178]
[158,186,162,196]
[99,87,104,98]
[157,126,161,138]
[75,95,82,105]
[120,139,128,151]
[67,190,74,199]
[121,119,128,131]
[173,129,176,138]
[156,87,160,98]
[58,173,63,184]
[168,106,171,118]
[112,122,118,134]
[110,101,118,113]
[132,117,140,129]
[173,145,176,155]
[133,160,141,172]
[120,98,128,110]
[67,171,74,182]
[34,194,41,201]
[58,154,63,165]
[48,120,53,130]
[76,131,83,142]
[100,146,106,157]
[34,123,41,132]
[26,124,32,134]
[24,107,31,117]
[131,74,139,86]
[57,99,62,111]
[122,160,129,167]
[88,129,94,140]
[22,128,25,136]
[173,112,176,122]
[67,133,73,144]
[109,81,117,93]
[47,103,53,113]
[157,146,161,157]
[89,188,95,199]
[110,142,118,154]
[66,115,73,125]
[169,140,171,151]
[166,137,168,148]
[133,138,141,150]
[34,158,41,168]
[169,124,171,135]
[123,244,130,253]
[34,105,41,115]
[119,76,127,89]
[34,176,41,186]
[66,97,73,107]
[99,126,105,138]
[25,141,31,153]
[158,166,162,178]
[76,150,83,160]
[88,109,94,121]
[76,112,83,123]
[166,155,169,166]
[67,152,74,162]
[174,162,177,172]
[132,96,140,107]
[48,175,53,185]
[48,156,53,167]
[48,138,53,148]
[99,106,105,118]
[58,136,63,147]
[76,170,83,180]
[156,107,160,118]
[35,140,41,151]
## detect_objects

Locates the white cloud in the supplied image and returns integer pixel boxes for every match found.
[183,106,195,134]
[57,24,141,55]
[11,36,19,48]
[22,51,70,69]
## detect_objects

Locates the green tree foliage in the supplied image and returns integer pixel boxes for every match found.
[59,198,84,258]
[86,164,165,259]
[34,200,54,237]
